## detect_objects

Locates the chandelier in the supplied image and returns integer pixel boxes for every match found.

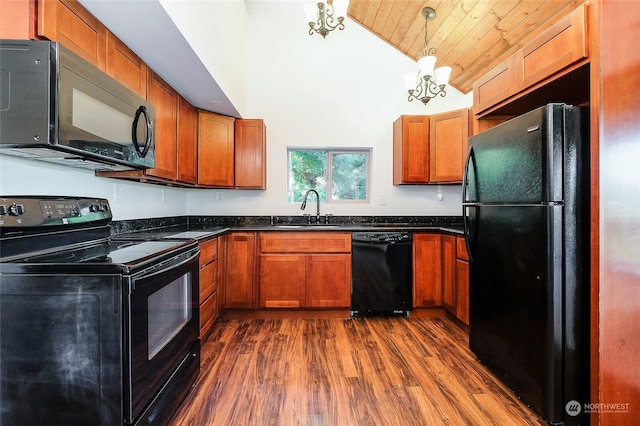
[305,0,349,38]
[404,7,452,105]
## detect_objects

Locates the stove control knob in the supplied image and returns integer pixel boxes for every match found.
[99,203,110,212]
[89,203,100,213]
[8,203,25,216]
[0,205,6,216]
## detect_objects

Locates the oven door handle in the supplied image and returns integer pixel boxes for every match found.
[136,250,199,281]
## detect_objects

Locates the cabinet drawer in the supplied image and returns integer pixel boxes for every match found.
[259,232,351,253]
[456,237,469,261]
[473,56,516,114]
[200,291,218,339]
[199,261,217,302]
[515,4,588,90]
[199,238,218,267]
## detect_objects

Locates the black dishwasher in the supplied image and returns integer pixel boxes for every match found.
[351,232,413,317]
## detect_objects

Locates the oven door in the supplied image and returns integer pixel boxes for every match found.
[124,249,199,424]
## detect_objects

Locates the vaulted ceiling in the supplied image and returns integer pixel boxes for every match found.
[347,0,586,93]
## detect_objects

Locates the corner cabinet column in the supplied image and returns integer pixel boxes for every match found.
[235,119,267,189]
[198,111,235,187]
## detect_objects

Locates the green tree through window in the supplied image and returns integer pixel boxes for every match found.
[288,149,370,203]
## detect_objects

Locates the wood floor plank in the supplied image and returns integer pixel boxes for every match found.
[170,317,545,426]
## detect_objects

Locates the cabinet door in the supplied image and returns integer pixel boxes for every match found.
[441,235,456,313]
[216,235,227,314]
[198,112,235,187]
[199,260,217,304]
[413,233,442,307]
[0,1,34,39]
[200,292,217,339]
[456,259,469,325]
[225,233,256,309]
[235,119,266,189]
[515,4,588,91]
[38,0,106,69]
[106,32,147,99]
[393,115,430,184]
[306,254,351,308]
[472,56,516,114]
[259,255,305,308]
[429,109,469,183]
[146,71,178,180]
[177,97,198,184]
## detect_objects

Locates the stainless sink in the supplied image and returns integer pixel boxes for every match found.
[272,224,342,229]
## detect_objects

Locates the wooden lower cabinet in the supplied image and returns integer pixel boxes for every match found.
[413,233,442,307]
[198,238,219,338]
[258,232,351,309]
[455,236,469,325]
[414,233,469,325]
[306,254,351,308]
[224,232,257,309]
[441,235,457,312]
[259,254,306,308]
[456,258,469,325]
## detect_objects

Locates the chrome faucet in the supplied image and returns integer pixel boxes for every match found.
[300,189,320,223]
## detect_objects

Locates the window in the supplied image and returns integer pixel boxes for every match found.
[287,148,370,204]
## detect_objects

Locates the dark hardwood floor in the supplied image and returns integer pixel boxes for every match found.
[170,317,545,425]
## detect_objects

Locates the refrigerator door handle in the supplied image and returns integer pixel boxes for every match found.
[462,146,476,262]
[462,145,475,204]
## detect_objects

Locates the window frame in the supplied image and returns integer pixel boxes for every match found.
[287,147,371,204]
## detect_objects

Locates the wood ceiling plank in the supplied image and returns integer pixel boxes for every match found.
[435,0,499,66]
[406,0,458,59]
[389,1,427,47]
[373,0,404,40]
[347,0,585,93]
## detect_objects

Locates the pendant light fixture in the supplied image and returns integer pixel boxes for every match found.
[404,7,451,105]
[305,0,350,38]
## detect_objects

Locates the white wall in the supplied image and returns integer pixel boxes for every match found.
[0,0,472,220]
[186,1,472,217]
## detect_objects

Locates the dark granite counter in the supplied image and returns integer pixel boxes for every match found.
[110,215,464,240]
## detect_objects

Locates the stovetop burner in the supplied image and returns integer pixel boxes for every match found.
[0,196,198,274]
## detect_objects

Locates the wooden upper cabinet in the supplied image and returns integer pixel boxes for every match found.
[393,115,430,184]
[177,97,198,184]
[429,109,470,183]
[515,4,588,90]
[0,1,35,39]
[38,0,106,70]
[146,71,178,180]
[235,119,266,189]
[198,111,235,187]
[473,56,517,114]
[106,32,147,99]
[474,3,589,116]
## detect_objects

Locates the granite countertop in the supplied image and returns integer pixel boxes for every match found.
[110,215,464,240]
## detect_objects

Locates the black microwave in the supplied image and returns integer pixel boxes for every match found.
[0,39,155,171]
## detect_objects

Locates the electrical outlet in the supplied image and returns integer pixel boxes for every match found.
[379,194,387,205]
[114,184,122,202]
[216,192,224,203]
[161,190,166,204]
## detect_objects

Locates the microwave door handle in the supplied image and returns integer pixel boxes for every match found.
[132,106,152,158]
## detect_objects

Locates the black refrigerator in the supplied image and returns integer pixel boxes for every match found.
[462,104,590,425]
